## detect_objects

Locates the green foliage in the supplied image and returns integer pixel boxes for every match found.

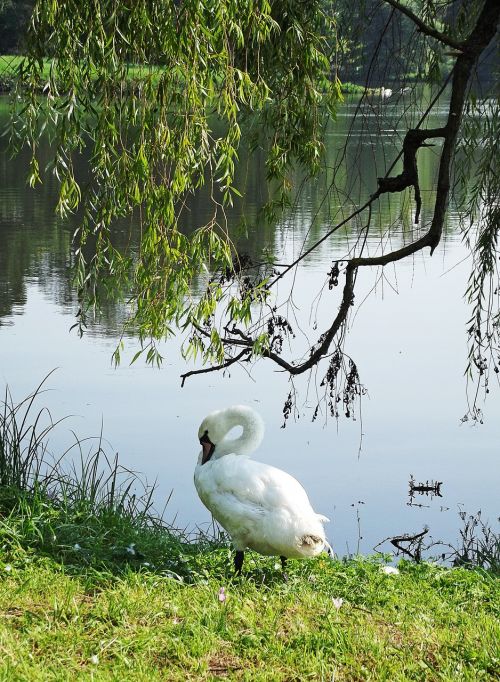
[450,511,500,575]
[457,97,500,413]
[6,1,499,422]
[10,0,339,367]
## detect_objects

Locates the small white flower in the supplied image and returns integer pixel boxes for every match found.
[142,562,150,567]
[4,564,12,572]
[218,587,227,603]
[126,544,136,556]
[73,543,81,551]
[332,597,343,610]
[381,566,400,575]
[89,655,99,665]
[274,562,281,570]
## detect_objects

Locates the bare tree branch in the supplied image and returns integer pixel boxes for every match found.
[383,0,464,51]
[270,71,454,286]
[269,197,375,287]
[180,348,251,387]
[376,127,446,224]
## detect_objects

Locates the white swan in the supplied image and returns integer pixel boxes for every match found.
[194,405,330,575]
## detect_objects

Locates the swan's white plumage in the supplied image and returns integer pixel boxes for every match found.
[194,405,329,559]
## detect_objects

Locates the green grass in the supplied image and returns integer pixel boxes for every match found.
[339,81,371,94]
[0,55,181,93]
[0,550,498,681]
[0,55,385,98]
[0,55,164,79]
[0,55,49,90]
[0,378,498,680]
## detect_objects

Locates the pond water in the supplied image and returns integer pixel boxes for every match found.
[0,93,498,558]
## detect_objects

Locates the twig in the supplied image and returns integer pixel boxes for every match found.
[180,348,251,387]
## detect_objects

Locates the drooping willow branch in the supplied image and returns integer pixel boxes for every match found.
[207,0,500,380]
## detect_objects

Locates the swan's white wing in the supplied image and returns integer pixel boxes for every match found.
[195,455,328,556]
[209,456,317,514]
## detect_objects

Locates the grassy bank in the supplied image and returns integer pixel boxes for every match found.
[0,55,163,93]
[0,380,499,680]
[0,55,378,96]
[0,550,498,680]
[0,55,47,92]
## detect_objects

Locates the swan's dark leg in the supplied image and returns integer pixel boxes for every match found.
[280,555,288,582]
[234,550,244,575]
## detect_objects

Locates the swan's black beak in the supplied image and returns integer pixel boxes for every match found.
[200,431,215,465]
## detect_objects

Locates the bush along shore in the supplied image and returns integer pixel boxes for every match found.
[0,379,499,681]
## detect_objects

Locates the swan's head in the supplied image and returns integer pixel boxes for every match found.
[197,405,264,465]
[197,408,228,464]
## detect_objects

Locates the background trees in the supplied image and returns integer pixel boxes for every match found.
[0,0,33,53]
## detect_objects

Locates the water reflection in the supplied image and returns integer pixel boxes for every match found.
[0,94,498,556]
[0,93,456,329]
[407,476,443,509]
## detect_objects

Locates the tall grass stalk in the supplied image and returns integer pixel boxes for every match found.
[0,373,155,515]
[0,374,60,491]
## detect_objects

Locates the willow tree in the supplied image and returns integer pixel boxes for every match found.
[10,0,500,421]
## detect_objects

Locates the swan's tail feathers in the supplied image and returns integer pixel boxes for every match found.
[298,534,325,556]
[301,534,323,548]
[317,514,330,524]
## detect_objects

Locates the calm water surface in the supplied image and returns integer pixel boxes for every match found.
[0,94,498,556]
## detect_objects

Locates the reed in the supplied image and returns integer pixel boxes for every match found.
[0,374,195,573]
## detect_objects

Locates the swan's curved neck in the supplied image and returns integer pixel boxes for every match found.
[215,406,264,458]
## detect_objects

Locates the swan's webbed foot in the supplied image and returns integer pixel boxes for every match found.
[234,550,244,576]
[280,555,288,582]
